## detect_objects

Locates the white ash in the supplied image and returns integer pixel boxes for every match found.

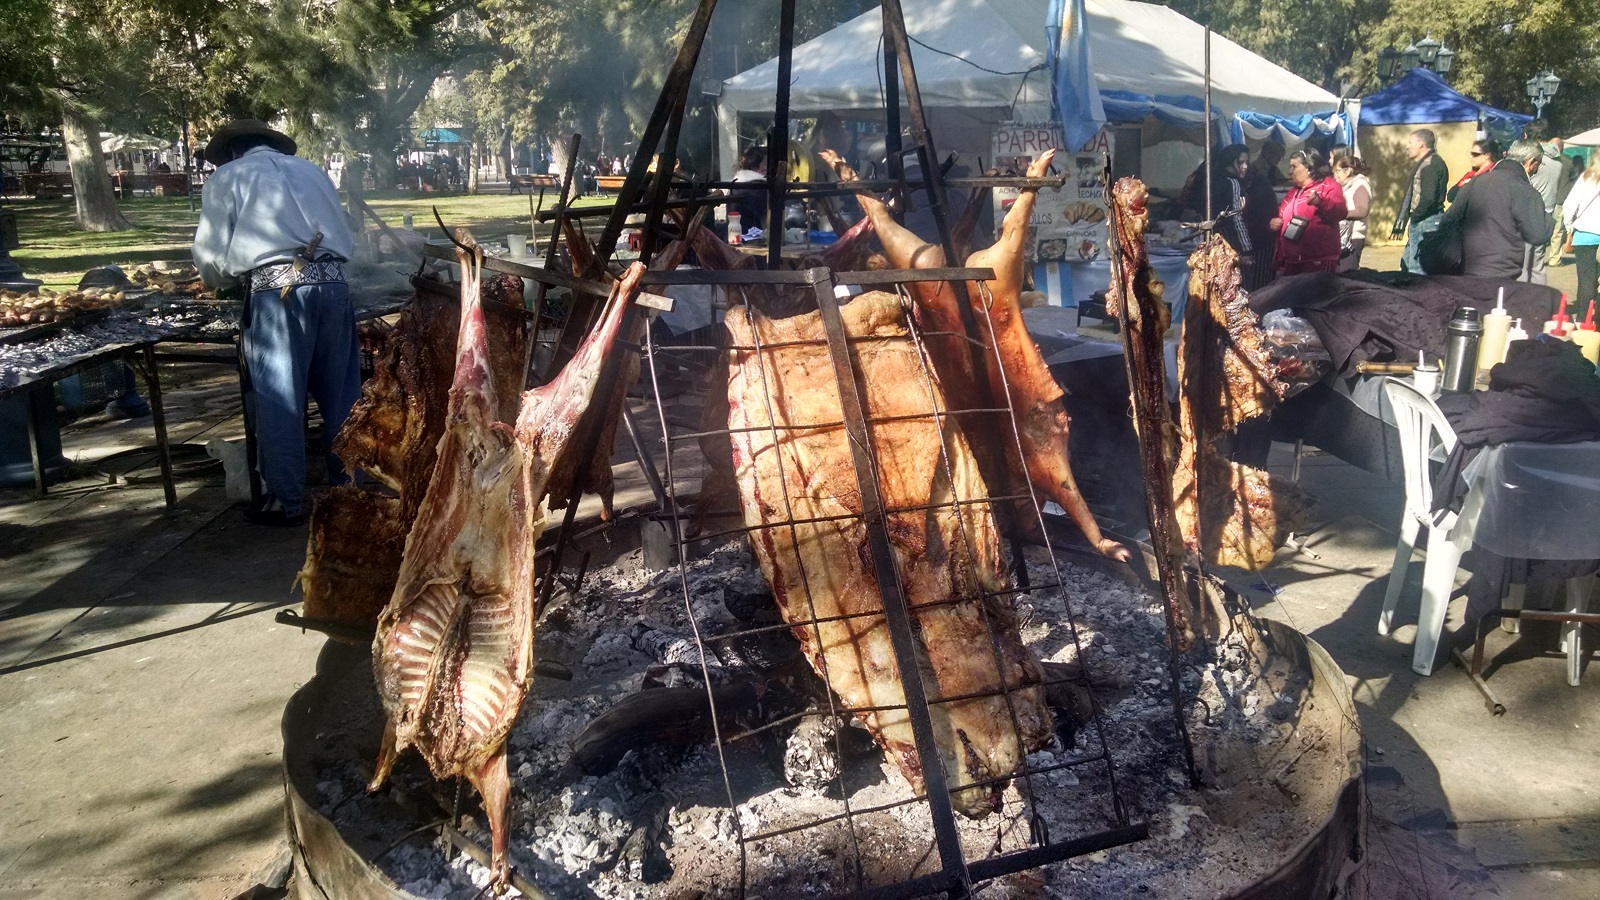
[322,539,1339,898]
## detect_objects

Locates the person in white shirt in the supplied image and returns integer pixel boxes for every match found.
[1334,155,1372,271]
[193,119,359,526]
[1562,156,1600,316]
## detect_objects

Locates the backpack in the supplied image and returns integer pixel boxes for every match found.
[1418,216,1465,275]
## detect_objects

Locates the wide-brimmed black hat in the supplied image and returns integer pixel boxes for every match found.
[202,119,296,166]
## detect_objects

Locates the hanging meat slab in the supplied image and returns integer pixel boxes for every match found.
[1108,177,1195,649]
[726,290,1051,817]
[819,149,1128,560]
[369,250,643,887]
[1173,235,1307,570]
[295,486,409,635]
[336,275,530,508]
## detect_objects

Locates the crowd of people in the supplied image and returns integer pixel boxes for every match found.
[1195,119,1594,315]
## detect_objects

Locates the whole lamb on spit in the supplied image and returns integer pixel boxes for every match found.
[820,147,1130,562]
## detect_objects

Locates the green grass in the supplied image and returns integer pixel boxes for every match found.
[9,190,611,291]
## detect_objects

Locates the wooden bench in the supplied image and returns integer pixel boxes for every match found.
[508,173,561,195]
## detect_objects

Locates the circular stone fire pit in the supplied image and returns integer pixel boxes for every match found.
[282,536,1362,899]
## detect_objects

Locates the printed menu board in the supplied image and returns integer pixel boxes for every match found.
[992,122,1112,264]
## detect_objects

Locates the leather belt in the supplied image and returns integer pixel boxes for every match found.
[250,258,346,294]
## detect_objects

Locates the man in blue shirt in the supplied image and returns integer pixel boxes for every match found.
[193,120,359,526]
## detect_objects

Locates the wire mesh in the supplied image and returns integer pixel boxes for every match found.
[624,264,1150,896]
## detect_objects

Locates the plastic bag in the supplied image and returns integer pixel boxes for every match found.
[1260,310,1331,398]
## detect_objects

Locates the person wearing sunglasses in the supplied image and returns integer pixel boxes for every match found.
[1447,140,1500,204]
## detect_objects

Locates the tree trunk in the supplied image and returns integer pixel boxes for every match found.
[370,149,399,194]
[61,109,130,233]
[551,133,581,204]
[499,127,513,179]
[344,155,367,240]
[467,140,480,195]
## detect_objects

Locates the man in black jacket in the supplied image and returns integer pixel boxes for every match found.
[1391,129,1449,273]
[1437,139,1553,280]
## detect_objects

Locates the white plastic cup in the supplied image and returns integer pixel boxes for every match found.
[1413,364,1441,397]
[507,234,527,257]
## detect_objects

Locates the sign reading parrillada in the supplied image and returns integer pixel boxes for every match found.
[992,122,1111,264]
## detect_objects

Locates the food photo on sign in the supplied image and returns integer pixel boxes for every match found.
[993,121,1112,263]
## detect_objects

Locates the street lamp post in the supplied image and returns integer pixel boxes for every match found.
[1377,36,1455,85]
[1526,71,1561,119]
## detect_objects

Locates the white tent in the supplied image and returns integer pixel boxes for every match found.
[1566,126,1600,147]
[715,0,1338,176]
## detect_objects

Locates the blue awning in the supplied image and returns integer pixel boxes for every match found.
[420,128,465,144]
[1360,68,1529,128]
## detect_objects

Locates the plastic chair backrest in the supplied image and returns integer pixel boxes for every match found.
[1383,378,1460,527]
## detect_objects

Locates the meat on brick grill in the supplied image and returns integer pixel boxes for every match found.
[727,291,1052,817]
[368,248,644,889]
[820,148,1129,561]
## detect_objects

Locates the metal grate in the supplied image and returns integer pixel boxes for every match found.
[621,264,1148,897]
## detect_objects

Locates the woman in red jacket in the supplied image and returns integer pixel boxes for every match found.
[1270,148,1348,275]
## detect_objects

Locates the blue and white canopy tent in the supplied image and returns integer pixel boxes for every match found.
[715,0,1343,191]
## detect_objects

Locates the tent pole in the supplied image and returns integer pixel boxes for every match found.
[883,39,904,219]
[1204,26,1213,223]
[767,0,796,269]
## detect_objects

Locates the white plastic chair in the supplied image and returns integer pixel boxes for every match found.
[1378,378,1462,675]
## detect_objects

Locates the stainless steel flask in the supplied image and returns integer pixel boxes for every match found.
[1441,306,1483,393]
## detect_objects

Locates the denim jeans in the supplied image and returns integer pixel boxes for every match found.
[241,281,361,516]
[1401,214,1441,273]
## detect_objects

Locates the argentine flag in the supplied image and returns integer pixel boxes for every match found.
[1046,0,1106,152]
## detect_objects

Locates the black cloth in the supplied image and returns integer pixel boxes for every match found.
[1210,171,1252,256]
[1438,160,1554,279]
[1393,152,1449,232]
[1428,338,1600,631]
[1238,168,1280,291]
[1430,337,1600,513]
[1249,271,1559,375]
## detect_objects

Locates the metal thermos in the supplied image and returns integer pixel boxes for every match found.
[1442,306,1483,393]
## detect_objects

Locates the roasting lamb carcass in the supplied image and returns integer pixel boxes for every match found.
[369,247,643,888]
[304,277,528,631]
[821,148,1128,560]
[727,291,1052,817]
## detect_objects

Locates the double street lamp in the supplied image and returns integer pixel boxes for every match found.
[1377,35,1456,84]
[1526,71,1561,119]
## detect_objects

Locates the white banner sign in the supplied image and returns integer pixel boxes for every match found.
[992,122,1111,264]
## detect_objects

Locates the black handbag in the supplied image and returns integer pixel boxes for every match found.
[1418,217,1465,275]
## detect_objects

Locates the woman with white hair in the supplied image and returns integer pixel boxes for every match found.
[1562,155,1600,313]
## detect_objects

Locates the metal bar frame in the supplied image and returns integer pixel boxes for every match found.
[610,262,1145,896]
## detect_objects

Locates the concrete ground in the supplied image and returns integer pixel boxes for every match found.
[1,247,1595,898]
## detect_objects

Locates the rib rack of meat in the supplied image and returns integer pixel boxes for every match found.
[726,290,1052,817]
[1175,236,1306,571]
[821,148,1129,561]
[369,247,644,889]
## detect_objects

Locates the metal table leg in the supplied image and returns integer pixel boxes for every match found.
[137,344,178,508]
[25,388,45,498]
